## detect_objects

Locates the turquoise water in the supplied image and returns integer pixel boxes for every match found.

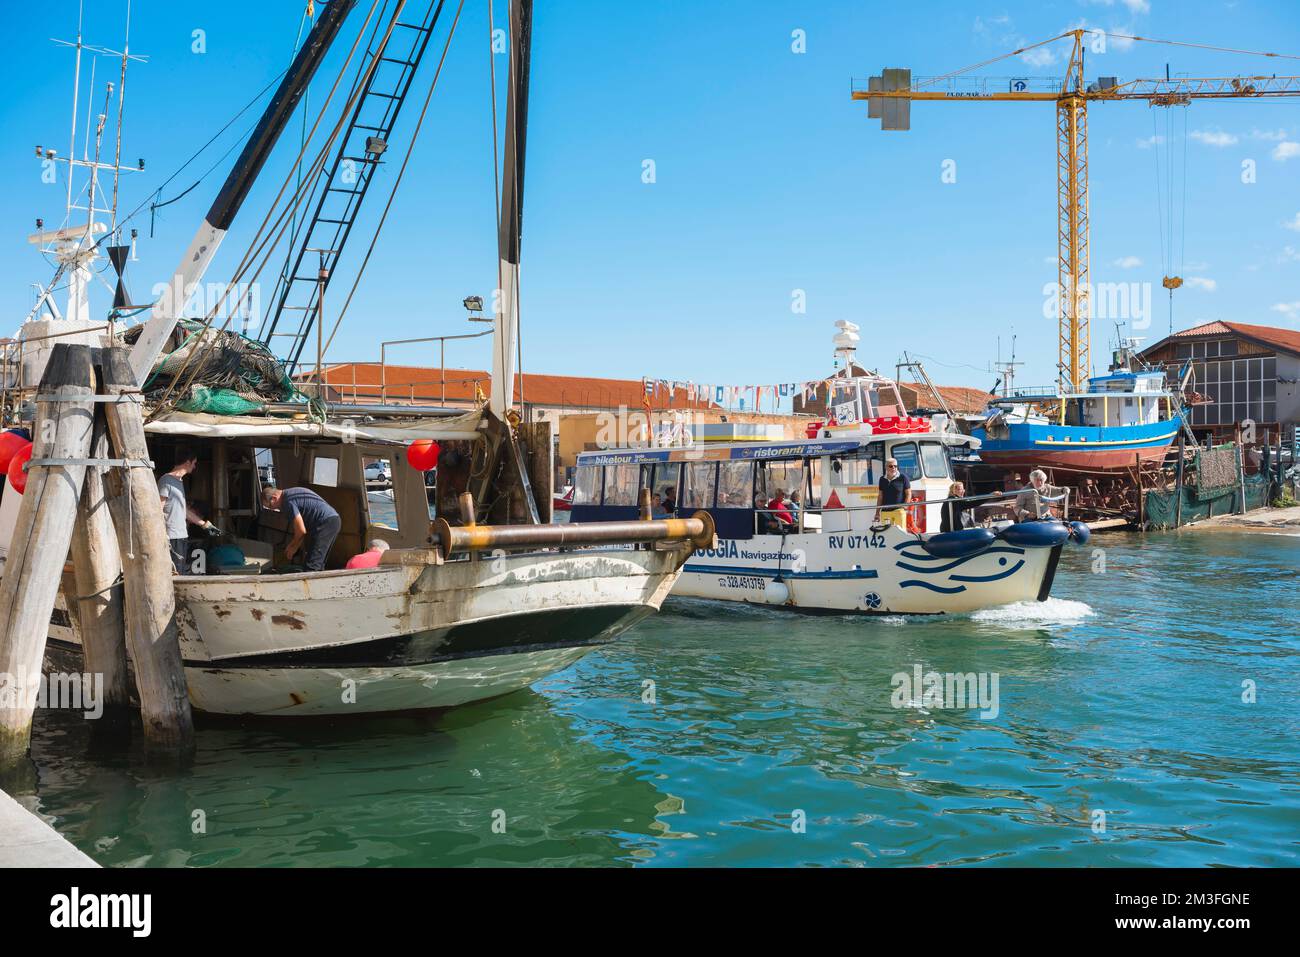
[13,531,1300,867]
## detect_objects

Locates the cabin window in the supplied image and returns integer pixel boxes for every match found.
[891,442,922,481]
[829,382,860,422]
[312,453,339,487]
[757,460,805,501]
[603,464,640,506]
[920,443,950,479]
[805,457,822,508]
[682,462,717,509]
[573,466,601,505]
[834,441,884,486]
[716,461,754,508]
[650,464,681,511]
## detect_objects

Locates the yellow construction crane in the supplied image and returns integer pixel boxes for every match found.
[855,29,1300,394]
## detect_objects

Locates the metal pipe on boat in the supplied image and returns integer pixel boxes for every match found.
[432,511,716,556]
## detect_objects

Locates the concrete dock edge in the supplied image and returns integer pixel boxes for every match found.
[0,788,99,868]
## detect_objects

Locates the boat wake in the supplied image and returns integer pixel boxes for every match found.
[968,597,1094,629]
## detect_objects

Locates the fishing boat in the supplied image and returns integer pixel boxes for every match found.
[972,341,1185,474]
[571,324,1089,615]
[2,0,710,716]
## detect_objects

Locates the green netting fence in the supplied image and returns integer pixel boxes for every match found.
[1144,443,1274,529]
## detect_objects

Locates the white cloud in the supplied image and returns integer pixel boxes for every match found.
[1272,141,1300,161]
[1279,246,1300,263]
[1284,212,1300,232]
[1250,128,1288,142]
[1113,255,1142,268]
[1084,0,1150,13]
[1136,135,1165,149]
[1186,277,1217,291]
[1184,260,1210,272]
[1189,129,1239,147]
[973,14,1010,35]
[1272,301,1300,321]
[1020,46,1057,67]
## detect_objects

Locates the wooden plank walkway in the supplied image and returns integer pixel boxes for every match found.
[0,788,98,867]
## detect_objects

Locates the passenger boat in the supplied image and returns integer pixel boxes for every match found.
[571,326,1089,615]
[2,0,708,716]
[973,343,1183,473]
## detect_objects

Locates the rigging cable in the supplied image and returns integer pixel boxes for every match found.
[321,0,467,358]
[151,0,391,415]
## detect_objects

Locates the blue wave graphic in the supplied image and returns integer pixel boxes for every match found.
[950,560,1025,583]
[899,580,967,594]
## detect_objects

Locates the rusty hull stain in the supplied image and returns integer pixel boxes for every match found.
[250,608,265,621]
[271,614,306,630]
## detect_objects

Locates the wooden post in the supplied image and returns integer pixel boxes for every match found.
[0,344,96,765]
[1174,433,1185,529]
[212,441,229,531]
[1135,453,1145,529]
[69,415,131,734]
[99,347,194,756]
[1236,442,1248,515]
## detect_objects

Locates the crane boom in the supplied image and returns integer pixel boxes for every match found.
[854,29,1300,393]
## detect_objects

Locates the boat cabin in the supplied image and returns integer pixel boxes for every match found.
[572,429,977,539]
[130,416,463,575]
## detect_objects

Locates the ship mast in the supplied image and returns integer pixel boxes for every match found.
[489,0,532,417]
[28,0,146,328]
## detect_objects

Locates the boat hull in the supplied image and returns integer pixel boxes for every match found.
[973,419,1178,474]
[47,546,686,716]
[675,523,1065,614]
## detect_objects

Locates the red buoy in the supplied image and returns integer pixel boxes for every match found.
[407,439,440,472]
[0,431,28,474]
[6,442,33,494]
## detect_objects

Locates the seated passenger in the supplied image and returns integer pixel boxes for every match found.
[662,485,677,512]
[651,493,668,519]
[941,481,969,533]
[766,489,794,527]
[1014,470,1068,522]
[345,538,390,570]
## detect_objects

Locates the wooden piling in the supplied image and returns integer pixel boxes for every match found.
[69,415,131,733]
[0,344,96,765]
[99,347,194,756]
[1174,433,1185,529]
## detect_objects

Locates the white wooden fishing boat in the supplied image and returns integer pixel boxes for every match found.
[3,0,710,718]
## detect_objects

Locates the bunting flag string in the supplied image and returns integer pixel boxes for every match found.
[636,376,839,412]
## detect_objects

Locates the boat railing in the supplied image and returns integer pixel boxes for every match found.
[749,488,1068,534]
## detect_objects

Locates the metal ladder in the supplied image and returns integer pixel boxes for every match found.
[259,0,446,371]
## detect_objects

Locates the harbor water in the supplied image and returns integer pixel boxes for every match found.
[16,530,1299,867]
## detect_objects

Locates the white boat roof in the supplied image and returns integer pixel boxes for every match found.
[145,408,485,444]
[577,430,977,466]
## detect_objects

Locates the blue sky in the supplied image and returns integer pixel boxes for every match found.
[3,0,1298,400]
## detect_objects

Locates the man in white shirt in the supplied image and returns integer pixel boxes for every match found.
[157,447,213,573]
[1014,469,1069,522]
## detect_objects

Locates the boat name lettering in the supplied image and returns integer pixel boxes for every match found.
[827,534,887,550]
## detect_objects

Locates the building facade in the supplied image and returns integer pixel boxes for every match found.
[1139,321,1300,442]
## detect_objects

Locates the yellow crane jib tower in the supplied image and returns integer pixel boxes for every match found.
[853,29,1300,395]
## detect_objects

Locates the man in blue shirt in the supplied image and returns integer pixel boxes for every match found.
[260,485,342,571]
